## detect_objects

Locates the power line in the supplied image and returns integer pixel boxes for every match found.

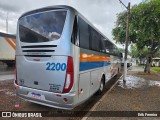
[118,0,129,10]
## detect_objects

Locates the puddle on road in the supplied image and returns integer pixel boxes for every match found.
[0,89,16,96]
[117,75,160,89]
[5,91,16,96]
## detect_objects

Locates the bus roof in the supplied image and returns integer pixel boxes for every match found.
[19,5,116,48]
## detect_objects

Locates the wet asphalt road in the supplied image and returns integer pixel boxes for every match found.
[0,65,122,120]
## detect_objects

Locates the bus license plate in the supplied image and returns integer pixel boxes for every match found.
[31,93,41,99]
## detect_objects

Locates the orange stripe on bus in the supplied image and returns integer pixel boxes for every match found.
[110,63,119,75]
[80,53,111,62]
[12,38,16,44]
[4,37,16,50]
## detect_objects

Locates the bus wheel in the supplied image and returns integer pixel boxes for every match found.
[97,76,105,95]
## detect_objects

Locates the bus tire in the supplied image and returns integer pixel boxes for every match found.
[97,76,105,95]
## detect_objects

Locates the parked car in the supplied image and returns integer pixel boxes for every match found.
[121,62,132,68]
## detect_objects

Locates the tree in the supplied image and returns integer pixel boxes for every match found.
[130,44,148,64]
[112,0,160,73]
[155,49,160,57]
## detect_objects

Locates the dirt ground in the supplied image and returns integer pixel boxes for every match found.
[128,67,160,81]
[131,72,160,81]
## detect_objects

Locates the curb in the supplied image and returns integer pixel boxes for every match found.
[81,75,123,120]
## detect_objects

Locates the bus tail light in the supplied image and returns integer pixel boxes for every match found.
[62,56,74,93]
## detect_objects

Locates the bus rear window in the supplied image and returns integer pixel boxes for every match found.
[19,10,67,43]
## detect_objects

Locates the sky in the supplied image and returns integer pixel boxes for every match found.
[0,0,143,47]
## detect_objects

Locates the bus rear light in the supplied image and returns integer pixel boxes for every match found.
[62,56,74,93]
[65,74,71,89]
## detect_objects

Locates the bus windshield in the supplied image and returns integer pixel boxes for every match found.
[19,10,67,43]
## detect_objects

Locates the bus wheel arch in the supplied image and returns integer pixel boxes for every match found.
[97,74,105,95]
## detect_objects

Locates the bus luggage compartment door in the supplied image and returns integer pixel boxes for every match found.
[78,72,90,102]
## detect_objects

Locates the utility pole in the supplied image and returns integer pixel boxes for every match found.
[6,12,8,33]
[118,0,130,81]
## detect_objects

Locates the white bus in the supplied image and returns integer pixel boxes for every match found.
[14,5,122,109]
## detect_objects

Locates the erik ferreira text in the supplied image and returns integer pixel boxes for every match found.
[138,112,158,117]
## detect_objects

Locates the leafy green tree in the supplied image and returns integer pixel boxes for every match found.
[130,44,138,58]
[155,49,160,57]
[130,44,148,64]
[113,0,160,73]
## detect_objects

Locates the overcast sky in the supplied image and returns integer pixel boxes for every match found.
[0,0,143,47]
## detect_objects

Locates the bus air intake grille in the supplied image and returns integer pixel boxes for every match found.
[21,45,57,48]
[23,50,55,52]
[24,55,51,57]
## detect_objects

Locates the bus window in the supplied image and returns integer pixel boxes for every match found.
[100,36,106,53]
[19,10,67,43]
[90,28,100,51]
[71,16,79,46]
[104,40,114,54]
[79,17,90,49]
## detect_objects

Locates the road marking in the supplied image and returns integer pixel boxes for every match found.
[81,75,123,120]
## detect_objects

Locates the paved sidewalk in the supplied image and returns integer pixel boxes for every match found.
[128,65,144,72]
[86,66,160,119]
[0,74,14,81]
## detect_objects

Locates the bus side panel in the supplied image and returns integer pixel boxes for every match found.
[90,69,102,95]
[110,55,120,78]
[104,64,112,82]
[71,44,80,106]
[78,72,90,102]
[78,49,92,103]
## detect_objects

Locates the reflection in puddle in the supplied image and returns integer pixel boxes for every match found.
[117,75,160,89]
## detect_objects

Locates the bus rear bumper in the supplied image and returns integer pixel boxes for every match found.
[14,83,76,110]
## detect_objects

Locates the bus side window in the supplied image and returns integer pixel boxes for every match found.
[100,36,106,53]
[104,40,114,54]
[79,17,90,49]
[90,28,100,51]
[71,16,79,46]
